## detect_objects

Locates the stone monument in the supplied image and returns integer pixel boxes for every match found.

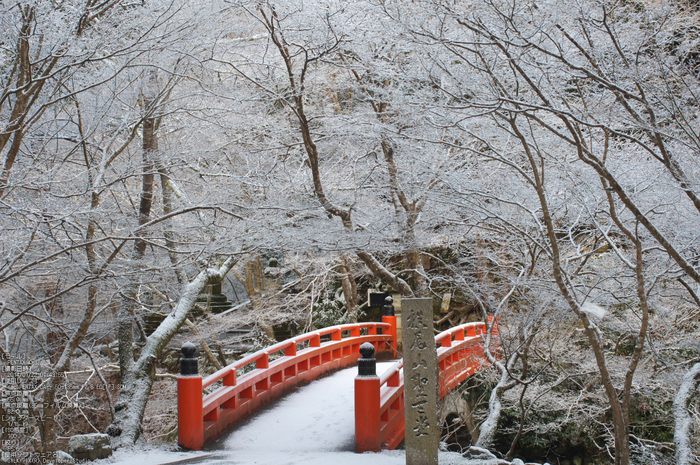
[401,298,438,465]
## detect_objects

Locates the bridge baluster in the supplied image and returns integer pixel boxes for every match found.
[256,353,269,369]
[355,343,381,453]
[285,342,296,357]
[381,297,397,356]
[178,342,204,450]
[223,369,235,386]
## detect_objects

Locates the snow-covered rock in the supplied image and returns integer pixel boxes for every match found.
[68,433,112,460]
[56,450,75,464]
[463,446,499,460]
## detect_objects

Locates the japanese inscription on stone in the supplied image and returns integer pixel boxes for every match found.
[401,298,438,465]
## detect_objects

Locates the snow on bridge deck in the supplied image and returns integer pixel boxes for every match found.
[203,363,401,464]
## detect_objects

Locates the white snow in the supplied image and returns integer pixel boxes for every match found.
[580,301,607,320]
[210,362,402,464]
[107,447,210,465]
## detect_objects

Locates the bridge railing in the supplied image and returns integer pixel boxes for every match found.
[355,318,499,452]
[178,320,395,450]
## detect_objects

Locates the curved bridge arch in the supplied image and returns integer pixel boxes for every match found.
[178,321,395,450]
[177,317,497,452]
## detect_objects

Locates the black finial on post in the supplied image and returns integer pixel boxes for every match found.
[383,295,395,317]
[358,342,376,376]
[180,342,199,376]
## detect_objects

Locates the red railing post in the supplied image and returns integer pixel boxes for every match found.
[257,353,269,369]
[178,342,203,450]
[381,295,397,357]
[355,343,381,453]
[382,315,397,357]
[285,342,297,356]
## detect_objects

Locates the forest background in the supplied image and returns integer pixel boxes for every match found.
[1,0,699,464]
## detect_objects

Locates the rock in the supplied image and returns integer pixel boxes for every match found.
[463,446,498,460]
[105,423,122,437]
[68,433,112,461]
[573,457,583,465]
[56,450,75,464]
[512,459,525,465]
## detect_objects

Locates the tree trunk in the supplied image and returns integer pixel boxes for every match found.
[108,258,235,445]
[674,361,700,465]
[474,369,515,449]
[506,116,632,464]
[39,283,98,457]
[158,164,187,284]
[357,251,413,296]
[338,255,359,321]
[236,258,276,340]
[118,89,158,379]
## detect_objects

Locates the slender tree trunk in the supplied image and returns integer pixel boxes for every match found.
[37,109,108,457]
[237,258,276,340]
[603,182,650,462]
[158,164,187,284]
[674,362,700,465]
[338,255,359,321]
[404,210,428,297]
[39,196,103,455]
[475,369,516,449]
[118,89,158,379]
[0,6,59,199]
[507,116,631,464]
[39,283,98,457]
[357,251,413,296]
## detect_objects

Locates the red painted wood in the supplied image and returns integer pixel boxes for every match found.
[355,320,500,452]
[382,315,398,357]
[178,375,204,450]
[355,375,381,452]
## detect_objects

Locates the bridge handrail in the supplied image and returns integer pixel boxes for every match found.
[377,321,488,390]
[379,359,403,385]
[435,321,486,347]
[364,319,498,451]
[202,322,390,389]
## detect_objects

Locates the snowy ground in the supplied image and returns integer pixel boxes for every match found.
[106,364,535,465]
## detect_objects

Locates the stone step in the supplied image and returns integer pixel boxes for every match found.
[196,294,230,304]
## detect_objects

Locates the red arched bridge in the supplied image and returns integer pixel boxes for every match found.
[177,315,498,452]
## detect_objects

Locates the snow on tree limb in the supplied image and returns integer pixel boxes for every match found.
[674,361,700,465]
[110,257,236,446]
